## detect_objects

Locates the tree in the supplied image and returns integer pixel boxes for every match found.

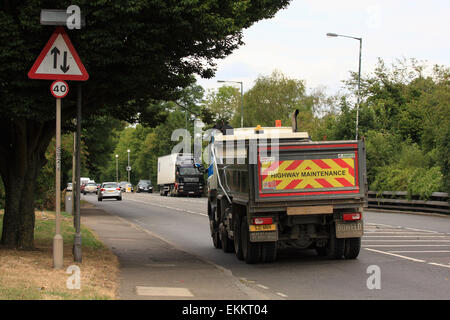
[82,115,126,182]
[327,58,449,196]
[202,85,240,124]
[0,0,292,248]
[233,70,311,128]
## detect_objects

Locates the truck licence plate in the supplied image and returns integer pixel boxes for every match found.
[249,224,277,232]
[335,220,363,238]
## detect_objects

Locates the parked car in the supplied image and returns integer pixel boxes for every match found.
[83,182,98,195]
[66,182,73,191]
[98,182,122,201]
[137,180,153,193]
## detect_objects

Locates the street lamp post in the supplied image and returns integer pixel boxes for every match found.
[327,33,362,140]
[115,154,118,183]
[127,149,130,183]
[217,80,244,128]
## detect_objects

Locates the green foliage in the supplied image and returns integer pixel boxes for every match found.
[324,58,449,197]
[97,62,449,200]
[235,70,309,127]
[202,85,240,124]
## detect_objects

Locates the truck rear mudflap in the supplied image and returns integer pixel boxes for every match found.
[256,141,366,202]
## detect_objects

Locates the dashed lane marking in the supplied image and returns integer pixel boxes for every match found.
[256,284,269,290]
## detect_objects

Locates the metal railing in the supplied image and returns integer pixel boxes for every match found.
[367,191,449,215]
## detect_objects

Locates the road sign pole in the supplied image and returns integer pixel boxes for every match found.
[53,97,64,269]
[73,85,82,262]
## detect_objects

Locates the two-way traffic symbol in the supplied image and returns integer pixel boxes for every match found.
[28,26,88,81]
[50,47,70,73]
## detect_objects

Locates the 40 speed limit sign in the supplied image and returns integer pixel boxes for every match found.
[50,80,69,98]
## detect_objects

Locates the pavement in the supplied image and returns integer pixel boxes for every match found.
[80,203,270,300]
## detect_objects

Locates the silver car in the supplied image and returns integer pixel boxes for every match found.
[98,182,122,201]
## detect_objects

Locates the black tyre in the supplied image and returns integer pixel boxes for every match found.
[212,230,221,249]
[325,223,345,259]
[117,197,122,201]
[241,218,261,264]
[344,237,361,259]
[98,198,102,202]
[233,215,243,260]
[208,205,222,249]
[315,245,327,257]
[220,224,234,253]
[261,242,277,263]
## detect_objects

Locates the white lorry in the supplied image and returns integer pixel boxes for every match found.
[157,153,204,197]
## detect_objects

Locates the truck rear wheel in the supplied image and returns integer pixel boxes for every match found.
[241,218,261,264]
[326,223,345,259]
[220,223,234,253]
[344,237,361,259]
[208,202,222,249]
[233,215,243,260]
[261,242,277,263]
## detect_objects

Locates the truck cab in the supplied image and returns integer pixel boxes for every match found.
[158,153,205,197]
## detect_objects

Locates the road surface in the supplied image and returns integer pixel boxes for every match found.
[83,192,450,299]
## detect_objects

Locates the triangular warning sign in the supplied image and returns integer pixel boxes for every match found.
[28,26,89,81]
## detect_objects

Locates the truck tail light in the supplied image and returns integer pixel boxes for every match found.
[252,217,273,225]
[343,213,361,221]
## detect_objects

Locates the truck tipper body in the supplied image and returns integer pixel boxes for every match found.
[157,153,205,197]
[207,116,367,263]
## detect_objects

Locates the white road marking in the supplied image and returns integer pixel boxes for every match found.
[388,250,450,253]
[364,235,447,238]
[257,284,269,290]
[427,263,450,269]
[364,232,441,235]
[365,223,440,234]
[363,240,450,242]
[126,198,207,217]
[364,245,450,247]
[276,292,288,298]
[404,227,439,234]
[364,248,427,263]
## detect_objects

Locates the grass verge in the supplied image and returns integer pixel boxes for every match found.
[0,209,119,300]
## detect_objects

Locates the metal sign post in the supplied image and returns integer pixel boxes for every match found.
[50,80,69,268]
[28,25,88,268]
[73,85,82,262]
[53,96,64,268]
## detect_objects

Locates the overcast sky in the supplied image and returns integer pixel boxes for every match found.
[196,0,450,96]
